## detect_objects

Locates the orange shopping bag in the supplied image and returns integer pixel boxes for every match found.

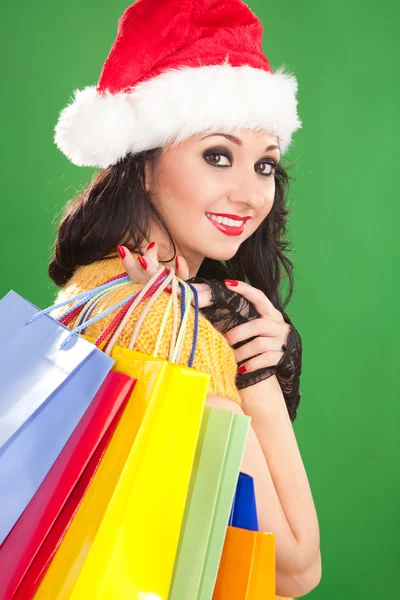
[212,526,276,600]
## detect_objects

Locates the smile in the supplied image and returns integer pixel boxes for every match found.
[206,213,250,237]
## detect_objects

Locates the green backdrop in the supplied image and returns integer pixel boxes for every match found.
[1,1,398,598]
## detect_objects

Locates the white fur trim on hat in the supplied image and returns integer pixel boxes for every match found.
[54,64,302,168]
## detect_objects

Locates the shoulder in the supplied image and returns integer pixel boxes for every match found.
[52,262,241,404]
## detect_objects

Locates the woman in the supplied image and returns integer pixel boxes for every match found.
[50,0,321,597]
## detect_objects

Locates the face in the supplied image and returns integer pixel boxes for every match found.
[144,127,281,275]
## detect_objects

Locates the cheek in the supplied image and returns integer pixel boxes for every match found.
[245,196,274,238]
[154,155,217,216]
[257,193,275,220]
[155,157,205,211]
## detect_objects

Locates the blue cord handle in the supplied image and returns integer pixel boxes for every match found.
[61,271,172,349]
[25,276,131,327]
[25,270,198,367]
[186,282,199,368]
[60,291,140,350]
[76,271,170,333]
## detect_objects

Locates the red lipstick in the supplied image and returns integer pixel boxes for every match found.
[206,213,250,237]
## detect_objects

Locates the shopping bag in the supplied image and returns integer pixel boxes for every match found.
[34,357,209,600]
[34,273,210,599]
[212,527,276,600]
[0,370,136,600]
[168,406,250,600]
[0,290,108,449]
[14,426,118,600]
[229,472,259,531]
[0,291,114,544]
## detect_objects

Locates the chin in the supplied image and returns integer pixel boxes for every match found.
[203,244,241,262]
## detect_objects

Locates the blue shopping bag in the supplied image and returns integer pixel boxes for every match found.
[0,290,114,544]
[228,472,259,532]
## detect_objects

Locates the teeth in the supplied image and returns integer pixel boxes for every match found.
[206,214,245,227]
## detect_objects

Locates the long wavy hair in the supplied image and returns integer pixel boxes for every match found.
[49,146,296,311]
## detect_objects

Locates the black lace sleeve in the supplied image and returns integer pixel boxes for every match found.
[275,310,303,423]
[188,277,303,422]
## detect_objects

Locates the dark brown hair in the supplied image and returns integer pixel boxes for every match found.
[49,148,296,311]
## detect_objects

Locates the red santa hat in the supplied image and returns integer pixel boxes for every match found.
[54,0,302,168]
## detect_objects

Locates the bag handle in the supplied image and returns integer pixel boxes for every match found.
[102,270,199,367]
[26,267,199,367]
[60,267,168,350]
[99,266,173,353]
[26,273,130,326]
[169,280,193,364]
[61,280,130,327]
[78,275,161,338]
[103,266,175,356]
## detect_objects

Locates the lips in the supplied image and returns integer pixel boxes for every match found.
[206,213,250,237]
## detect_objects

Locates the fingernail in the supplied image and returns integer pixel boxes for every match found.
[175,256,179,269]
[238,365,247,374]
[225,279,238,287]
[138,256,147,270]
[117,245,126,259]
[147,242,155,250]
[165,286,172,294]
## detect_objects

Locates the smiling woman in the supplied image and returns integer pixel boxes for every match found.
[49,130,292,313]
[47,0,321,597]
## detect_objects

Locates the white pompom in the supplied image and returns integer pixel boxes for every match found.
[54,86,137,168]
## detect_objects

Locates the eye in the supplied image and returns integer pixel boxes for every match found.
[256,160,277,177]
[203,147,277,177]
[203,147,232,167]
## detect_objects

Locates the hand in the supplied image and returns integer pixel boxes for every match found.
[221,280,291,375]
[116,244,220,310]
[116,249,302,420]
[116,249,291,370]
[116,242,190,284]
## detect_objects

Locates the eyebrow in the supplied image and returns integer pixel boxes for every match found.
[201,133,280,152]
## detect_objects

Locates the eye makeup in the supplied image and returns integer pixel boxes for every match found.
[203,146,278,176]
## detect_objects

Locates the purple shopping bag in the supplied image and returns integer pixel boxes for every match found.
[0,290,114,544]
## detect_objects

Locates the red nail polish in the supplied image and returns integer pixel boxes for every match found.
[138,256,147,270]
[225,279,238,287]
[165,286,172,294]
[238,365,247,374]
[147,242,155,250]
[117,245,126,259]
[175,256,179,269]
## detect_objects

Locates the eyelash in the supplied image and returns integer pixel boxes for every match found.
[203,147,278,177]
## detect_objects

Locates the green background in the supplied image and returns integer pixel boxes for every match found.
[1,1,398,597]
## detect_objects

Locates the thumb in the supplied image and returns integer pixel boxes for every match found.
[175,255,190,280]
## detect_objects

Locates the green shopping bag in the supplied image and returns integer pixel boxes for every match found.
[168,406,250,600]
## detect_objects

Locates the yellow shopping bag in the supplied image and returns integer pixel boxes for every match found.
[34,269,210,599]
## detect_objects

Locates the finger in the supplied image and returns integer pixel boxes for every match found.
[167,282,212,309]
[224,318,282,346]
[192,283,213,308]
[238,350,284,375]
[144,241,161,272]
[117,246,148,284]
[139,242,161,279]
[234,336,286,364]
[224,280,279,320]
[175,255,190,280]
[184,283,212,309]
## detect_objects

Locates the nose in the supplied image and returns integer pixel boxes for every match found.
[228,186,265,210]
[227,166,270,210]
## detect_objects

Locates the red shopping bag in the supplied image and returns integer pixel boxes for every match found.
[0,370,136,600]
